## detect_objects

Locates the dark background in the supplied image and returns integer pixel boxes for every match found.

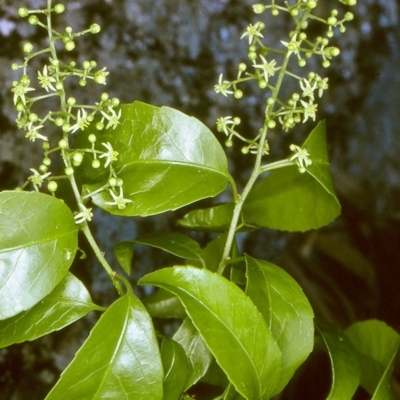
[0,0,400,398]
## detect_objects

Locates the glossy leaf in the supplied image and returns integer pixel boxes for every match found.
[113,241,134,275]
[79,101,230,216]
[316,320,360,399]
[243,121,341,231]
[0,273,101,348]
[140,266,282,399]
[173,318,213,390]
[345,320,400,399]
[223,383,246,400]
[142,288,186,319]
[245,256,314,394]
[161,338,188,400]
[135,232,204,263]
[45,288,163,400]
[0,191,78,320]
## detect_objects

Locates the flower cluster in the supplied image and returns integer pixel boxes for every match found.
[214,0,357,163]
[14,2,127,223]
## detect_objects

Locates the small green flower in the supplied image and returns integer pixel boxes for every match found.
[74,204,94,224]
[281,33,301,57]
[241,22,264,45]
[216,116,235,135]
[101,107,121,130]
[299,78,317,101]
[28,168,51,191]
[99,142,119,168]
[11,80,35,106]
[70,108,91,133]
[289,144,312,173]
[300,100,318,122]
[38,65,57,92]
[253,56,279,83]
[105,187,132,209]
[25,122,47,142]
[214,74,233,97]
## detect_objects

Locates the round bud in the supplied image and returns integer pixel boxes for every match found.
[291,8,299,17]
[116,178,124,187]
[308,72,316,80]
[16,102,25,112]
[271,8,279,16]
[234,89,243,99]
[88,134,97,143]
[48,181,58,192]
[238,63,247,72]
[241,146,250,154]
[307,0,317,8]
[288,99,294,107]
[94,72,106,84]
[62,123,71,133]
[90,23,101,34]
[43,157,51,166]
[233,117,241,124]
[292,93,300,102]
[225,139,233,147]
[82,60,91,69]
[101,92,109,102]
[67,97,76,106]
[23,42,33,53]
[249,45,256,52]
[90,60,97,68]
[306,52,313,58]
[65,40,75,51]
[258,79,267,89]
[28,15,39,25]
[267,98,275,106]
[258,22,265,30]
[327,16,337,26]
[248,52,257,61]
[64,166,74,176]
[294,115,301,123]
[267,120,276,129]
[79,79,87,87]
[28,113,38,122]
[69,61,76,68]
[54,4,65,13]
[42,142,50,151]
[12,63,20,71]
[65,26,73,34]
[298,59,306,67]
[322,60,331,68]
[58,139,68,149]
[299,32,307,41]
[20,75,30,86]
[39,164,48,173]
[108,177,117,187]
[72,152,83,164]
[339,26,346,33]
[64,167,74,176]
[55,117,64,126]
[345,12,354,21]
[301,21,308,29]
[253,4,265,14]
[55,82,63,91]
[111,98,120,107]
[321,38,329,46]
[92,159,101,169]
[18,7,29,17]
[87,114,94,122]
[95,122,104,130]
[329,47,340,57]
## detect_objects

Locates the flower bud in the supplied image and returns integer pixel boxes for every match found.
[28,15,39,25]
[92,159,101,169]
[23,42,33,53]
[48,181,58,192]
[18,7,29,18]
[54,4,65,14]
[90,23,101,34]
[65,40,75,51]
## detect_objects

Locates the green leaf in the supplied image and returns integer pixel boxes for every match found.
[223,383,246,400]
[345,320,400,399]
[0,273,101,348]
[173,318,213,390]
[161,338,188,400]
[79,101,230,216]
[316,320,360,399]
[0,191,78,320]
[113,241,134,275]
[243,121,341,231]
[245,256,314,394]
[177,203,256,232]
[140,266,282,399]
[45,288,163,400]
[142,288,186,319]
[134,232,204,264]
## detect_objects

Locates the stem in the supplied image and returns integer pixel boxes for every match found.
[81,224,124,296]
[218,30,305,274]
